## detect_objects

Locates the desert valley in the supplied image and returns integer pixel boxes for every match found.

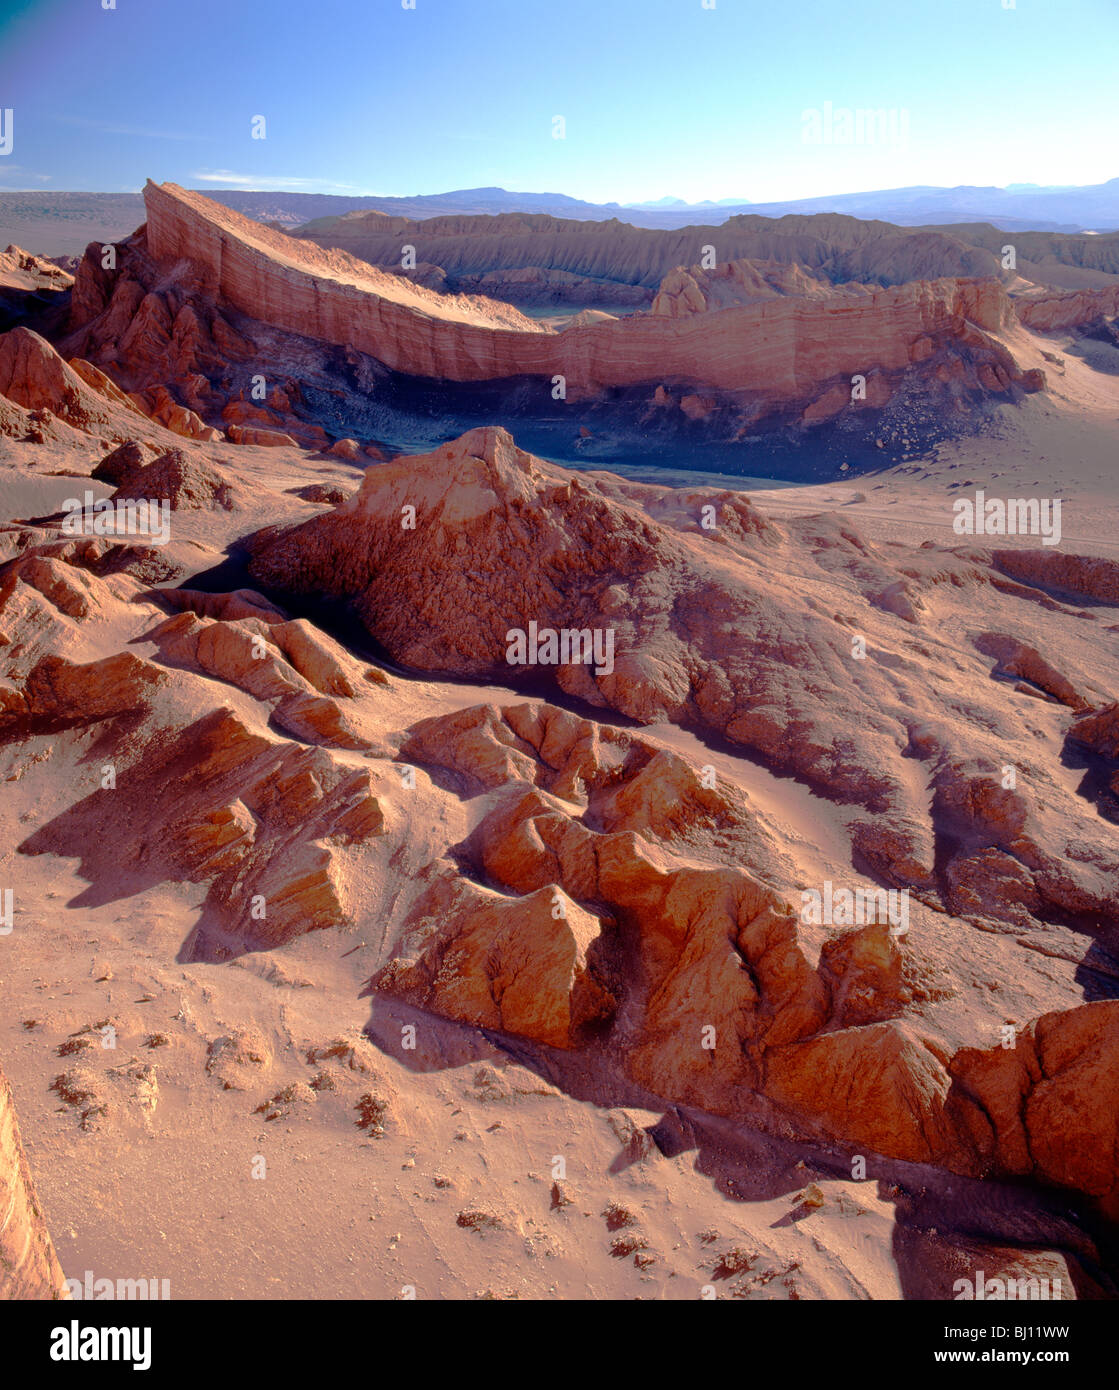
[0,172,1117,1311]
[1,0,1118,1340]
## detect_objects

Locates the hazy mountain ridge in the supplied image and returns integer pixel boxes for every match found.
[3,177,1117,257]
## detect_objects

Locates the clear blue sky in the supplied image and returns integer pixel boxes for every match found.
[0,0,1115,202]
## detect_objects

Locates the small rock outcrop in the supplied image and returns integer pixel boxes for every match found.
[0,1064,69,1299]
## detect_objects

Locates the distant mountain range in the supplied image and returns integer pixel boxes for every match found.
[621,181,1119,229]
[2,179,1117,257]
[214,179,1119,233]
[623,196,752,210]
[739,180,1119,232]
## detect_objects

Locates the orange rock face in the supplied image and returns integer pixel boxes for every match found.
[138,182,1030,404]
[374,872,616,1050]
[765,1023,960,1165]
[0,326,148,442]
[949,1004,1119,1219]
[0,1065,69,1299]
[1016,284,1119,331]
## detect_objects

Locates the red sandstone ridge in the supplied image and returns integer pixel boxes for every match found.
[1015,283,1119,332]
[0,326,148,443]
[67,182,1039,407]
[0,326,218,449]
[1,1063,69,1298]
[139,181,545,350]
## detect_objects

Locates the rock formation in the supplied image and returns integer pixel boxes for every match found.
[250,425,1119,944]
[53,183,1043,447]
[372,696,1119,1216]
[140,183,1032,396]
[1015,284,1119,332]
[295,208,1001,295]
[0,1063,69,1298]
[0,326,150,442]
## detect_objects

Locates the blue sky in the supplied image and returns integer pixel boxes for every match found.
[0,0,1116,203]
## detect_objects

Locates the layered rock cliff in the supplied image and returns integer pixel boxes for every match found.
[134,182,1023,400]
[296,208,1002,291]
[1015,284,1119,331]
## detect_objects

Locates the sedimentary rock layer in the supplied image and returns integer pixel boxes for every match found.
[1015,284,1119,331]
[296,208,1001,289]
[141,183,1017,395]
